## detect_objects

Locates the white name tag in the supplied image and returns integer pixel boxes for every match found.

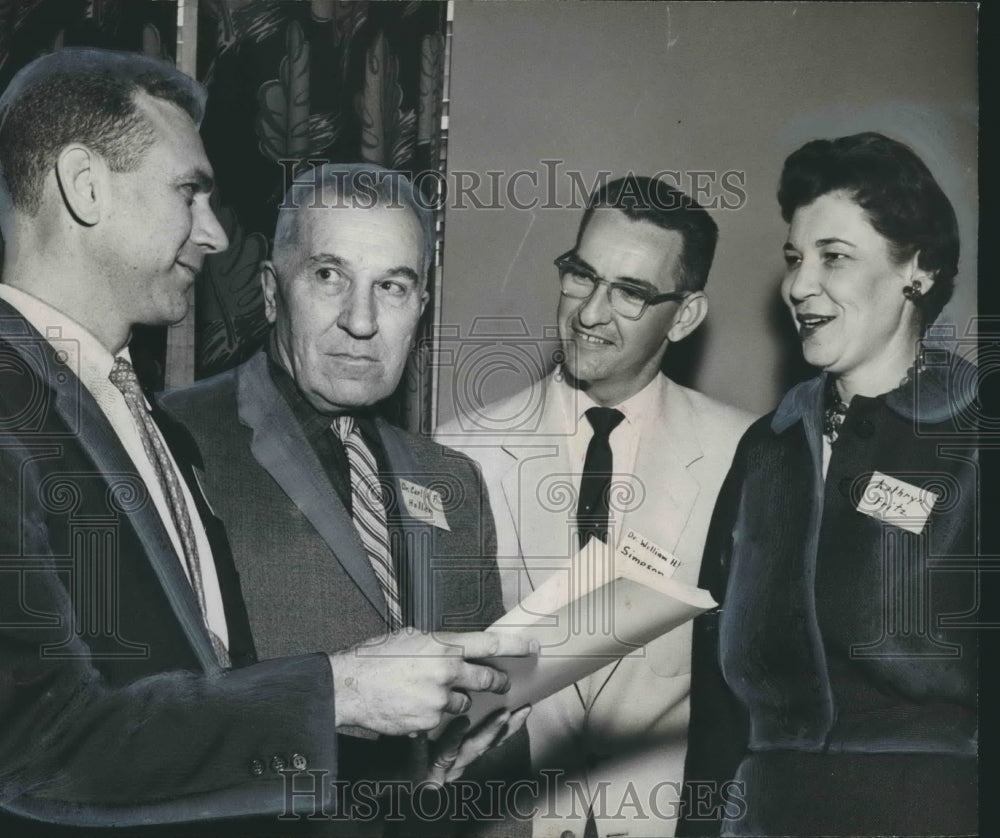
[399,479,451,531]
[856,471,938,534]
[616,528,681,583]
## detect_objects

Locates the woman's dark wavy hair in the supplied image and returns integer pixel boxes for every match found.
[777,132,959,327]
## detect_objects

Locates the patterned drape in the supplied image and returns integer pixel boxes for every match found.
[0,0,448,431]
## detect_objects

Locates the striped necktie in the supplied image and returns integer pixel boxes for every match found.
[109,357,230,667]
[332,416,403,629]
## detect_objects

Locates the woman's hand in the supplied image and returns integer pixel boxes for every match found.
[425,705,531,785]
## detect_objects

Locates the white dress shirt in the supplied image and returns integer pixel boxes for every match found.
[554,367,665,532]
[0,284,229,649]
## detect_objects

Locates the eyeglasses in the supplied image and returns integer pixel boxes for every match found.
[554,250,688,320]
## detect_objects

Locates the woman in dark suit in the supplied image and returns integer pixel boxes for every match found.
[681,132,978,837]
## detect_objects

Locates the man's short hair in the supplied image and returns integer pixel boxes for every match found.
[578,175,719,293]
[0,48,206,215]
[274,162,436,281]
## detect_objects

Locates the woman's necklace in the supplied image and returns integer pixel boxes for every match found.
[823,377,848,444]
[824,362,921,445]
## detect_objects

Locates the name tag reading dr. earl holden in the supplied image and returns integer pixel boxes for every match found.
[399,479,451,531]
[856,471,938,534]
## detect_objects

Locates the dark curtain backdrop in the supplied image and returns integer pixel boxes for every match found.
[0,0,448,431]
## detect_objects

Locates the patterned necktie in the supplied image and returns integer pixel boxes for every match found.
[109,357,230,667]
[332,416,403,629]
[577,406,626,547]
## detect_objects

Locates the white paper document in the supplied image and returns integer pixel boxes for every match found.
[450,538,717,730]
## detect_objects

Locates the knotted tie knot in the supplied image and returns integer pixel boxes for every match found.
[577,407,625,546]
[585,406,625,440]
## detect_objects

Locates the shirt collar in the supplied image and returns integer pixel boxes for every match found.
[0,283,119,389]
[264,337,381,442]
[265,341,335,443]
[554,366,664,428]
[771,352,976,434]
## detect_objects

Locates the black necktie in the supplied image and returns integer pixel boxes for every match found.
[577,407,625,547]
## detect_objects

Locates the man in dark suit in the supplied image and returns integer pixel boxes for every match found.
[0,50,533,836]
[161,162,532,834]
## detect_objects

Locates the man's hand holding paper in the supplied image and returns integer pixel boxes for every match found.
[439,538,717,731]
[331,629,540,736]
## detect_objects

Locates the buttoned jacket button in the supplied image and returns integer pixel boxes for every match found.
[291,753,308,771]
[855,418,875,438]
[270,755,286,773]
[249,758,265,777]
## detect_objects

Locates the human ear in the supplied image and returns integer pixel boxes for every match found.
[260,262,280,325]
[902,252,935,301]
[667,291,708,343]
[55,145,103,226]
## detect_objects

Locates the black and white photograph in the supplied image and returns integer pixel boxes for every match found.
[0,2,986,837]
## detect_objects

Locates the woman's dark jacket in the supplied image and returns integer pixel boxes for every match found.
[680,355,979,837]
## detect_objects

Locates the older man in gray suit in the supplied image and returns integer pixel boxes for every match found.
[163,163,531,834]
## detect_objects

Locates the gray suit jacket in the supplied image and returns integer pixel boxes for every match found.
[163,351,526,835]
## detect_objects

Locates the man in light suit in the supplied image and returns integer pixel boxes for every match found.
[162,163,532,835]
[437,176,756,838]
[0,51,531,837]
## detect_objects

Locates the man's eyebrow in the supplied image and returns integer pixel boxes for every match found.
[561,253,598,276]
[308,254,419,284]
[385,266,420,284]
[564,253,656,292]
[613,275,658,292]
[309,253,349,268]
[177,169,215,193]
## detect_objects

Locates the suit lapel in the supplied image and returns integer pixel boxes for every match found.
[585,377,703,705]
[621,377,702,556]
[499,374,579,593]
[0,302,219,671]
[236,353,387,620]
[151,399,258,668]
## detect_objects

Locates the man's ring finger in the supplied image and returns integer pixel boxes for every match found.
[433,754,458,769]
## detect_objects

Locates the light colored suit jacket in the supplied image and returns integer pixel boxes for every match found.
[437,371,754,838]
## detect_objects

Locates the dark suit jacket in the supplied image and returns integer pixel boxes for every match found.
[0,300,338,836]
[161,351,528,836]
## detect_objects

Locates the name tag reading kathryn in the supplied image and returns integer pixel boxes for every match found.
[856,471,938,534]
[399,479,451,531]
[616,528,681,582]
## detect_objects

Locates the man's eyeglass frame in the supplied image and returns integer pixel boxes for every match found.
[554,250,688,320]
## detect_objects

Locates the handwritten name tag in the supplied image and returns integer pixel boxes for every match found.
[399,479,451,531]
[616,528,681,583]
[856,471,938,534]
